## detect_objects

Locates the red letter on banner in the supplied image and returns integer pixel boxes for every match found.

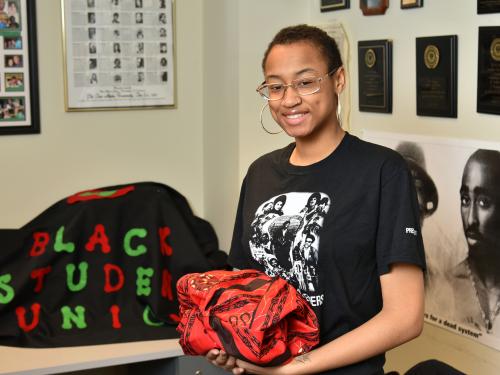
[85,224,111,253]
[29,232,50,257]
[161,269,173,301]
[16,303,41,332]
[30,266,52,293]
[103,264,124,293]
[158,227,172,256]
[110,305,122,329]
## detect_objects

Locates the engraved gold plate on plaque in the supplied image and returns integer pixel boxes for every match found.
[365,48,376,68]
[424,45,440,69]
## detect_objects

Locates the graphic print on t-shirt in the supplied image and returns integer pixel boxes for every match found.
[249,192,331,307]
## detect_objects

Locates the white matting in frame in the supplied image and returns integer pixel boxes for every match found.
[363,129,500,351]
[61,0,176,111]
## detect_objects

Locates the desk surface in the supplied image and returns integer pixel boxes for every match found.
[0,339,184,375]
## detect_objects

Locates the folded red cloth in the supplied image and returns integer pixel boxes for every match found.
[176,269,319,366]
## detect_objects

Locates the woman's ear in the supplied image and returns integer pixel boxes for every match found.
[334,66,346,95]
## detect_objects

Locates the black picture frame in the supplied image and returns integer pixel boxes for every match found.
[321,0,350,12]
[416,35,458,118]
[478,0,500,14]
[0,0,40,136]
[401,0,423,9]
[358,39,393,113]
[360,0,389,15]
[477,26,500,115]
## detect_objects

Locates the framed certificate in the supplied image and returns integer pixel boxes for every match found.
[360,0,388,15]
[477,27,500,115]
[321,0,349,12]
[61,0,176,111]
[0,0,40,136]
[358,39,392,113]
[416,35,457,118]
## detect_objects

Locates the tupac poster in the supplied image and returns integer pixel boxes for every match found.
[364,130,500,351]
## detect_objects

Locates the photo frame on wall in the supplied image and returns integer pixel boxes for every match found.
[0,0,40,136]
[401,0,423,9]
[416,35,458,118]
[321,0,350,12]
[61,0,176,111]
[478,0,500,14]
[358,39,393,113]
[477,26,500,115]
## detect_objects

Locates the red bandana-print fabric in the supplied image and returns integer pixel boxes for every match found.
[176,269,319,366]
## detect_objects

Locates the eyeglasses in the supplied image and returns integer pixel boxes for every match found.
[256,69,337,101]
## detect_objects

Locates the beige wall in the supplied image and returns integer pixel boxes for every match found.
[0,0,206,229]
[237,0,309,178]
[202,0,240,251]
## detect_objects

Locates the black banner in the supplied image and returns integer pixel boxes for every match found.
[0,182,227,347]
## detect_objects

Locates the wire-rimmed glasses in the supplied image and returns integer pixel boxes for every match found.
[256,69,336,101]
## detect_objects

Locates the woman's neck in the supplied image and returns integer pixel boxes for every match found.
[290,126,345,166]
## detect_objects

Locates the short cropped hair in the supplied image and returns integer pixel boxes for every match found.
[262,24,343,73]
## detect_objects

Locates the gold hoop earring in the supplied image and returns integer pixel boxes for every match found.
[336,94,342,128]
[260,102,282,134]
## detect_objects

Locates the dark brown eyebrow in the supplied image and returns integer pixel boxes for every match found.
[473,186,495,196]
[265,68,320,81]
[461,185,498,199]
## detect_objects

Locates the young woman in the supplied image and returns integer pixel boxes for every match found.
[207,24,425,375]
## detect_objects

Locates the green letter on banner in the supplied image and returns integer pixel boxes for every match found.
[0,274,14,304]
[136,267,154,296]
[61,306,87,330]
[66,262,89,292]
[124,228,147,256]
[54,226,75,253]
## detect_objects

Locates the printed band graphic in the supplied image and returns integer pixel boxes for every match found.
[249,192,331,307]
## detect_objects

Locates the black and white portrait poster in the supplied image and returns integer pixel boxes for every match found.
[62,0,175,110]
[364,130,500,351]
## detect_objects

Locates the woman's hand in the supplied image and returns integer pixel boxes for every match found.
[205,350,290,374]
[234,359,291,375]
[206,349,245,374]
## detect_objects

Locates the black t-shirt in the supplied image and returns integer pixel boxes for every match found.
[228,133,426,375]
